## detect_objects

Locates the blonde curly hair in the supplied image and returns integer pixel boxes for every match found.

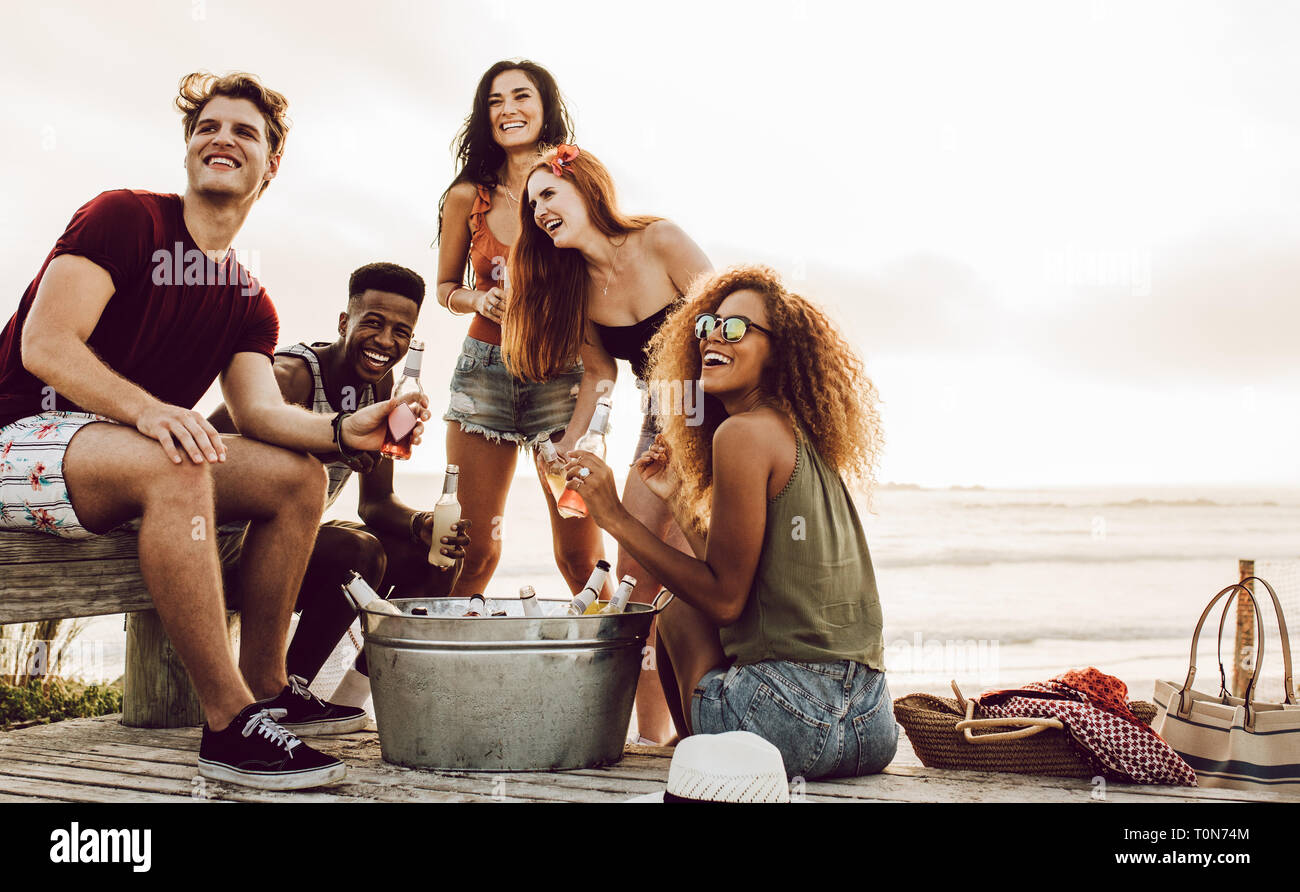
[645,265,883,535]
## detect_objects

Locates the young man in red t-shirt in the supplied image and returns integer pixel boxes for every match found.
[0,72,429,789]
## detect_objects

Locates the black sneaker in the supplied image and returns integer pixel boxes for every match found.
[262,675,369,736]
[198,704,346,790]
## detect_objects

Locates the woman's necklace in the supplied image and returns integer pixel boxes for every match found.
[502,183,520,209]
[602,235,628,298]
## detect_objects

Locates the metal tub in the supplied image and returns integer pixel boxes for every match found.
[360,594,668,771]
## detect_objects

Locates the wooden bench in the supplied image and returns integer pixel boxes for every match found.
[0,529,240,728]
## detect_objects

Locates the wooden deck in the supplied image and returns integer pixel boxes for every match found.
[0,715,1292,803]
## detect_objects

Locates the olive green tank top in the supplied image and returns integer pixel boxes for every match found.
[720,425,886,670]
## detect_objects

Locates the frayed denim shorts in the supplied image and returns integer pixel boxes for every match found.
[691,659,898,780]
[443,336,583,446]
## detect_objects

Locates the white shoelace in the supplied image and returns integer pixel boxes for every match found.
[241,707,301,757]
[288,674,324,704]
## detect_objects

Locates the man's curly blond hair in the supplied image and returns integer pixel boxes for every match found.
[645,265,883,535]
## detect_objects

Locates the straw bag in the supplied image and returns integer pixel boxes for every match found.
[894,681,1157,777]
[1153,576,1300,793]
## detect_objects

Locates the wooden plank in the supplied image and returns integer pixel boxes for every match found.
[0,738,202,768]
[875,763,1296,803]
[0,529,142,564]
[0,529,242,622]
[0,560,152,622]
[3,714,1293,804]
[0,771,189,803]
[0,757,373,804]
[0,729,624,803]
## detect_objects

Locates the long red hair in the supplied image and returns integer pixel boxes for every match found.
[504,146,659,382]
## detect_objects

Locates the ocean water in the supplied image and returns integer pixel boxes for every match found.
[70,478,1300,703]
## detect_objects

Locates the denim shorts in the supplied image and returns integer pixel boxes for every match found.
[443,336,583,446]
[691,659,898,780]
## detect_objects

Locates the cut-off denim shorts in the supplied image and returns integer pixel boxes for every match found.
[691,659,898,780]
[443,336,583,446]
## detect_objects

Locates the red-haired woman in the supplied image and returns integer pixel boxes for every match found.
[435,61,609,599]
[561,266,898,779]
[507,145,712,743]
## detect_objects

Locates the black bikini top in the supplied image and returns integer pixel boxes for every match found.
[592,302,675,380]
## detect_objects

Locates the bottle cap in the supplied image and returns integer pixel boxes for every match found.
[520,585,536,597]
[596,560,611,571]
[402,340,424,376]
[446,464,460,475]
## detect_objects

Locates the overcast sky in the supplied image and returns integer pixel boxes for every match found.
[2,0,1297,487]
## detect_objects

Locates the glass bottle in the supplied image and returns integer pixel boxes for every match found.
[341,571,402,616]
[380,340,424,460]
[427,464,461,569]
[536,439,569,504]
[598,575,638,615]
[556,397,612,519]
[557,560,611,616]
[519,585,543,617]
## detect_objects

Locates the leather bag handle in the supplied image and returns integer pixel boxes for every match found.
[1238,576,1297,705]
[1183,583,1267,728]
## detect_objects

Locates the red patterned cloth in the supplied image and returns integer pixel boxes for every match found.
[976,668,1197,786]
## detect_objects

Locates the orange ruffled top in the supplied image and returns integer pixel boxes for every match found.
[465,183,509,347]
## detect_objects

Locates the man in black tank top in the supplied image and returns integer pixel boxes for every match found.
[209,263,471,723]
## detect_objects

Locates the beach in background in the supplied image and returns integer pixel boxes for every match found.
[70,477,1300,704]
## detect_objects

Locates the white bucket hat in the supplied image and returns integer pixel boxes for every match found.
[627,731,791,803]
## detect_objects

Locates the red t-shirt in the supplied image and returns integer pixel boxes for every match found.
[0,190,279,428]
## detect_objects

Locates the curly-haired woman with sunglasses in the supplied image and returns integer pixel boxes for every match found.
[562,266,898,779]
[508,144,712,743]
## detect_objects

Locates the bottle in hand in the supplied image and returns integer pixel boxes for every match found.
[557,397,613,519]
[557,560,611,616]
[381,340,424,460]
[536,439,569,503]
[427,464,461,569]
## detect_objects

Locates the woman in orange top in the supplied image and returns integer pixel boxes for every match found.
[435,61,608,598]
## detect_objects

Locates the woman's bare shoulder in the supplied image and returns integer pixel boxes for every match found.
[443,181,479,218]
[713,409,794,457]
[644,219,690,253]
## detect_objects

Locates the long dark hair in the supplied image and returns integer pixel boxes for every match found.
[435,60,574,234]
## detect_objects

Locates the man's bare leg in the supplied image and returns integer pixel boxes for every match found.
[63,423,252,731]
[211,435,328,700]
